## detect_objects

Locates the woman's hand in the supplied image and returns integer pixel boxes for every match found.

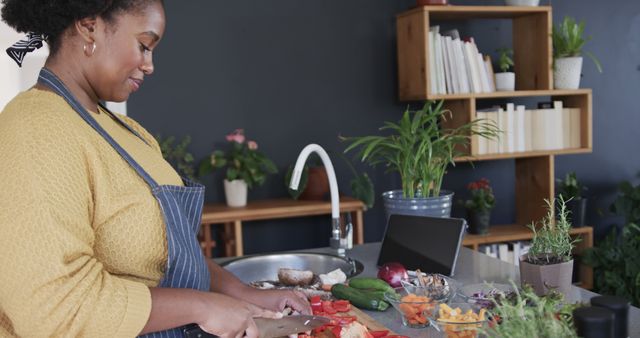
[245,289,312,315]
[196,292,281,338]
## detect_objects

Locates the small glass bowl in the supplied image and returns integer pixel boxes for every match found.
[431,302,488,338]
[459,282,515,309]
[401,273,458,302]
[384,286,438,328]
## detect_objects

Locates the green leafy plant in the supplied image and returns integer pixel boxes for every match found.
[155,134,196,180]
[556,171,587,201]
[526,197,580,265]
[497,48,514,73]
[341,100,500,199]
[584,174,640,306]
[552,16,603,73]
[480,281,580,338]
[341,154,375,209]
[199,129,277,189]
[462,178,495,212]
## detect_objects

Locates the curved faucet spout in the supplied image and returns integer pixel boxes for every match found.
[290,144,343,251]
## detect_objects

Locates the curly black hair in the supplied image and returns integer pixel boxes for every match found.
[1,0,162,54]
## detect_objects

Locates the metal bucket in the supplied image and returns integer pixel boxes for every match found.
[382,189,454,219]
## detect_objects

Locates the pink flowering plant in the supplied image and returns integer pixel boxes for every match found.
[463,178,496,212]
[199,129,277,188]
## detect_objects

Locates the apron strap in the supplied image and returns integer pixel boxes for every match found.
[37,68,160,189]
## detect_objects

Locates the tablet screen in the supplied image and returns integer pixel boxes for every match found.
[377,214,467,276]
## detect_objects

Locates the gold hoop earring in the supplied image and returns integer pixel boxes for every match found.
[83,42,96,56]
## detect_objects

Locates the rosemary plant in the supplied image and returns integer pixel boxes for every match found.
[526,197,580,265]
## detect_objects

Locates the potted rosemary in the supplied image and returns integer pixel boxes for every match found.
[553,16,602,89]
[341,101,499,218]
[520,197,580,298]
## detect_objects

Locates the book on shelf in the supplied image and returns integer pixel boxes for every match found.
[428,27,495,95]
[479,241,532,266]
[471,104,582,156]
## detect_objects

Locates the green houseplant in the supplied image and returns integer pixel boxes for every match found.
[552,16,602,89]
[462,178,495,234]
[584,174,640,307]
[341,100,499,218]
[155,134,196,181]
[199,129,277,207]
[495,48,515,91]
[520,197,580,297]
[556,171,588,227]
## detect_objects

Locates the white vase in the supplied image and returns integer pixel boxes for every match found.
[495,72,515,91]
[224,179,248,207]
[505,0,540,5]
[554,57,583,90]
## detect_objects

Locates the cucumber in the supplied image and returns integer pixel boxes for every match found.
[348,277,395,294]
[331,284,390,311]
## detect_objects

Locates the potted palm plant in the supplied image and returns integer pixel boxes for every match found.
[520,197,580,298]
[556,172,588,227]
[553,16,602,89]
[341,101,499,218]
[199,129,277,207]
[495,48,515,91]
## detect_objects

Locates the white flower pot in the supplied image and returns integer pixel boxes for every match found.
[224,179,248,207]
[554,57,583,90]
[505,0,540,6]
[495,72,515,91]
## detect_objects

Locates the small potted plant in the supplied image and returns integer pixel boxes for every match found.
[556,172,588,227]
[520,197,580,298]
[341,101,499,218]
[553,16,602,89]
[462,178,495,235]
[199,129,277,207]
[495,48,515,91]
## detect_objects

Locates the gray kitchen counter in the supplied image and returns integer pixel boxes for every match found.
[216,243,640,337]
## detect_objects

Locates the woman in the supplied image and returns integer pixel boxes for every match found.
[0,1,310,337]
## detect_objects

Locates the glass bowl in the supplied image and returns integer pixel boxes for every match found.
[401,272,458,302]
[383,286,439,328]
[431,302,488,338]
[458,282,515,309]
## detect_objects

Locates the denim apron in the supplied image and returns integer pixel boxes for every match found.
[38,68,211,337]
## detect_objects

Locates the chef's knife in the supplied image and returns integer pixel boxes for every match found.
[183,315,330,338]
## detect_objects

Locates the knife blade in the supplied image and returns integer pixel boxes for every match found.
[255,315,331,338]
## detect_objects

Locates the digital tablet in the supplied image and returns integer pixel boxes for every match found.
[377,214,467,277]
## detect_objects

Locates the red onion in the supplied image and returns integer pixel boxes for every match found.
[377,262,408,287]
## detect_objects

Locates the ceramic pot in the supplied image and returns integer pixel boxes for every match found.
[495,72,515,91]
[467,209,491,235]
[505,0,540,5]
[224,179,248,207]
[299,166,329,200]
[520,256,574,298]
[554,57,583,89]
[382,190,454,219]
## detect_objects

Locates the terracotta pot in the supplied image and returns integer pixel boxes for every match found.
[520,256,573,298]
[299,167,329,200]
[467,209,491,235]
[224,179,247,207]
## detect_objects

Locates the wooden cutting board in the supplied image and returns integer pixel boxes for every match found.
[345,307,398,334]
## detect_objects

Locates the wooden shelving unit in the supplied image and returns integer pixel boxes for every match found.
[396,6,594,288]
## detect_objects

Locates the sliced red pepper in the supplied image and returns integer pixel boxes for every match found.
[331,325,342,338]
[370,330,390,338]
[331,315,356,325]
[310,295,323,313]
[322,300,337,315]
[333,299,351,312]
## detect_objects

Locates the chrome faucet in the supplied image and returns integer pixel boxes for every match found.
[289,144,347,254]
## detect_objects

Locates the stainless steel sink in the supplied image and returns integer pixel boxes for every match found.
[222,253,364,283]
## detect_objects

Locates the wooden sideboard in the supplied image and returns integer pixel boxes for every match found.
[198,196,367,257]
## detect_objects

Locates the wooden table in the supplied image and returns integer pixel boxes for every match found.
[199,197,366,257]
[462,224,594,289]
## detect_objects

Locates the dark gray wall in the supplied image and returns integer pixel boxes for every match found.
[129,0,640,255]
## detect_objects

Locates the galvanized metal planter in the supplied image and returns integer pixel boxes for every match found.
[382,190,454,219]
